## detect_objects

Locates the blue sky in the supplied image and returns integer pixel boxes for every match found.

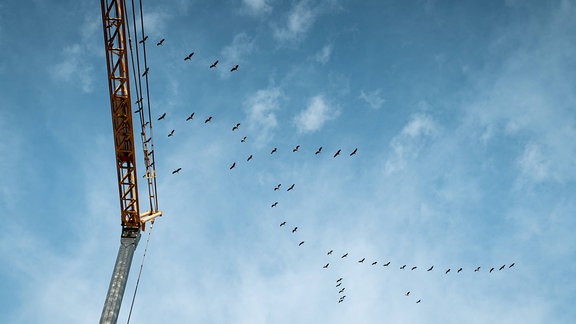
[1,0,575,323]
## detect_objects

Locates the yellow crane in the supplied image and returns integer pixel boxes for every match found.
[99,0,161,323]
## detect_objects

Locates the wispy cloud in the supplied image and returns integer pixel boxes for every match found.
[49,44,95,93]
[359,89,386,110]
[273,0,317,44]
[219,33,255,76]
[244,87,282,146]
[242,0,273,16]
[314,44,333,64]
[293,95,339,133]
[516,142,551,186]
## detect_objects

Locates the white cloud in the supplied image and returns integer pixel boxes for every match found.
[359,89,386,110]
[273,0,317,44]
[244,87,282,146]
[314,44,332,64]
[242,0,273,15]
[49,44,95,93]
[516,143,551,185]
[293,95,339,133]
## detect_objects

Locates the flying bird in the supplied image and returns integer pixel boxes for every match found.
[230,64,239,72]
[383,261,390,266]
[400,265,406,270]
[168,129,174,137]
[315,147,322,155]
[274,184,281,191]
[172,168,181,174]
[205,116,212,123]
[411,266,417,270]
[142,67,149,77]
[509,263,515,268]
[293,145,300,152]
[457,268,463,273]
[490,267,495,273]
[350,148,358,156]
[247,155,253,161]
[157,113,166,120]
[341,253,348,258]
[270,147,277,154]
[156,38,165,46]
[229,162,236,170]
[474,267,481,272]
[186,113,195,121]
[209,60,219,68]
[292,227,298,233]
[279,221,286,226]
[336,278,343,282]
[336,282,341,287]
[416,300,421,304]
[499,265,506,271]
[358,258,365,263]
[271,202,278,208]
[333,149,341,158]
[372,262,377,266]
[144,137,152,144]
[241,136,247,142]
[134,107,142,114]
[445,269,451,274]
[427,266,434,271]
[232,123,240,131]
[287,184,295,191]
[144,121,150,127]
[184,52,194,60]
[405,291,410,296]
[138,35,148,44]
[299,241,305,246]
[323,263,329,269]
[338,288,345,294]
[327,250,333,255]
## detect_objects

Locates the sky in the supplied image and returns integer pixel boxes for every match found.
[1,0,576,323]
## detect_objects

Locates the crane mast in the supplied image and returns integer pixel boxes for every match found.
[99,0,161,322]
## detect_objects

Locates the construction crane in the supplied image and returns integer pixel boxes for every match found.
[99,0,161,323]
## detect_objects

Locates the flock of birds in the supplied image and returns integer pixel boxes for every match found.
[141,36,516,306]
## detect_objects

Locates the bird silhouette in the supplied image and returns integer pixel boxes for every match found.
[315,147,322,155]
[205,116,212,123]
[157,112,166,120]
[457,268,463,273]
[400,265,406,270]
[230,64,239,72]
[142,67,149,77]
[336,282,341,287]
[327,250,333,255]
[299,241,305,246]
[279,221,286,226]
[232,123,240,131]
[287,184,295,191]
[134,107,142,114]
[172,168,181,174]
[241,136,247,142]
[323,263,329,269]
[336,278,343,282]
[499,265,506,271]
[372,261,378,266]
[271,202,278,208]
[350,148,358,156]
[405,291,410,296]
[156,38,165,46]
[138,35,148,44]
[358,258,365,263]
[209,60,219,68]
[247,155,253,161]
[333,149,341,157]
[411,266,417,270]
[293,145,300,152]
[474,266,480,272]
[509,263,515,268]
[416,299,421,304]
[445,269,451,274]
[427,266,434,271]
[338,288,345,294]
[184,52,194,60]
[274,184,281,191]
[144,121,149,127]
[383,261,390,266]
[271,147,277,154]
[341,253,348,258]
[292,227,298,233]
[229,162,236,170]
[186,113,195,121]
[168,129,174,137]
[490,267,495,273]
[144,137,152,144]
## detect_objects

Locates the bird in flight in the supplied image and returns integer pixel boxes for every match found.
[274,184,281,191]
[247,155,253,162]
[499,265,506,271]
[229,162,236,170]
[172,168,181,174]
[315,147,322,155]
[156,38,165,46]
[327,250,333,255]
[292,227,298,233]
[270,147,277,154]
[230,64,239,72]
[358,258,365,263]
[333,149,341,158]
[186,113,194,121]
[134,107,142,114]
[427,266,434,271]
[287,184,295,191]
[400,265,406,270]
[168,129,174,137]
[142,67,149,77]
[299,241,305,246]
[158,113,166,120]
[416,299,421,304]
[205,116,212,123]
[350,148,358,156]
[184,52,194,60]
[457,268,463,273]
[474,266,481,272]
[138,35,148,44]
[336,282,341,288]
[336,278,343,283]
[446,269,451,274]
[490,267,495,273]
[372,261,377,266]
[144,137,152,144]
[341,253,348,258]
[383,261,390,266]
[210,60,219,68]
[411,266,417,270]
[232,123,240,131]
[271,202,278,208]
[509,263,515,268]
[241,136,247,143]
[405,291,410,296]
[338,288,345,294]
[323,263,329,269]
[293,145,300,152]
[279,221,286,226]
